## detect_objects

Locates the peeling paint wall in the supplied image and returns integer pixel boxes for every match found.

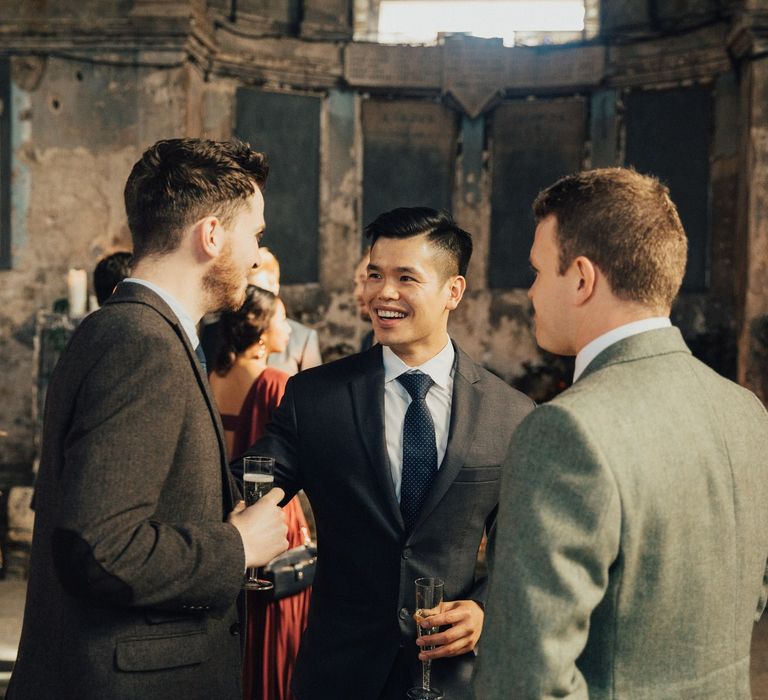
[0,55,191,468]
[0,0,766,486]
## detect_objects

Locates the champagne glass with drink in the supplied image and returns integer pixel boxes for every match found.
[243,456,275,590]
[408,577,444,700]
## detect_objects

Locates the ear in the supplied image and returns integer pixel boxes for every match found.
[445,275,466,311]
[194,216,225,260]
[573,256,597,306]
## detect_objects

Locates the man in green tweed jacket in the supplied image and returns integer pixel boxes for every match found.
[475,168,768,699]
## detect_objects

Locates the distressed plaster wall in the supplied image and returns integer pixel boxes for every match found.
[0,56,195,468]
[740,57,768,401]
[0,0,767,490]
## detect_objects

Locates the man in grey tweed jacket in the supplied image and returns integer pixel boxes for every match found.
[475,168,768,699]
[8,139,288,700]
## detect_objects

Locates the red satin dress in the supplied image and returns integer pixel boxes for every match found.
[221,367,312,700]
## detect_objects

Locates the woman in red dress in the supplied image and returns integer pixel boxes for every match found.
[210,285,312,700]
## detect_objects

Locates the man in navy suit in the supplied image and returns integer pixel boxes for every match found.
[241,207,534,699]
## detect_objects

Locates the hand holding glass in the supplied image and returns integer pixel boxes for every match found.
[408,577,444,700]
[243,456,275,590]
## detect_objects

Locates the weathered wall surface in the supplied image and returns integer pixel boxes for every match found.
[0,55,193,468]
[0,0,767,488]
[740,57,768,401]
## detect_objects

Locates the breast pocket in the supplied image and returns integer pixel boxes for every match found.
[452,466,501,484]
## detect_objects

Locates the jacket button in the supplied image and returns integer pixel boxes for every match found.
[229,623,240,636]
[402,548,411,560]
[399,607,409,621]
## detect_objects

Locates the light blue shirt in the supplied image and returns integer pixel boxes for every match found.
[382,340,455,502]
[574,316,672,382]
[121,278,200,348]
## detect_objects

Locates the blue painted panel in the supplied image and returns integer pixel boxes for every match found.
[236,88,321,284]
[625,86,712,292]
[362,99,457,229]
[489,98,586,289]
[460,115,484,206]
[590,89,619,168]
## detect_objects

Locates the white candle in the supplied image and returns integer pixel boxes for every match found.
[67,268,88,317]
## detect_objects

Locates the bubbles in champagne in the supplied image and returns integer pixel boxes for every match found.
[243,472,274,505]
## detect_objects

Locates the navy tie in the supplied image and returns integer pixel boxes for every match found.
[194,344,208,376]
[397,371,438,531]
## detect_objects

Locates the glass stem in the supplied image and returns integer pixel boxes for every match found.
[423,659,431,691]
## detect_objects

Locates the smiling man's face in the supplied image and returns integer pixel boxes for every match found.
[365,233,464,366]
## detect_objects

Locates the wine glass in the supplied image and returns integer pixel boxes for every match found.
[242,456,275,590]
[408,577,444,700]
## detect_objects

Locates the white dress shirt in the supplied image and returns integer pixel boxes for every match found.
[121,278,200,348]
[382,340,455,502]
[573,317,672,382]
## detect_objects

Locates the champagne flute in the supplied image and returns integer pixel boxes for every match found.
[408,577,444,700]
[243,456,275,590]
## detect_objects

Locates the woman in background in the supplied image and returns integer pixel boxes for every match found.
[210,285,311,700]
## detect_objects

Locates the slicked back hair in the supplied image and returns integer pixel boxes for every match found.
[124,138,269,261]
[533,168,687,311]
[364,207,472,278]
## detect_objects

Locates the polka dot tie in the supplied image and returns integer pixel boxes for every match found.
[397,371,437,531]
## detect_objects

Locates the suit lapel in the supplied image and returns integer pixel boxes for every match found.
[349,346,405,530]
[106,283,235,511]
[180,330,236,510]
[410,346,482,534]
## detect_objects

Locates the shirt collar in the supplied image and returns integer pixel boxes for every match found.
[574,317,671,382]
[122,278,200,348]
[382,339,455,389]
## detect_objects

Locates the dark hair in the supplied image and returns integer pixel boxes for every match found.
[533,168,687,311]
[213,286,278,374]
[93,251,133,305]
[364,207,472,278]
[124,138,269,261]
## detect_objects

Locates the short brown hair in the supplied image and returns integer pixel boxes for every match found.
[533,168,687,311]
[124,138,269,260]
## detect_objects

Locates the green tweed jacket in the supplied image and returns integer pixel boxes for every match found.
[476,327,768,699]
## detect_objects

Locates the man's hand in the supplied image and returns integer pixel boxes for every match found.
[415,599,484,660]
[228,488,289,568]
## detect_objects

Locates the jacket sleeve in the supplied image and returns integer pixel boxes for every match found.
[474,405,620,699]
[466,505,497,608]
[51,324,244,614]
[471,394,535,609]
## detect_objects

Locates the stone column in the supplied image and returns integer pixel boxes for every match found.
[730,8,768,400]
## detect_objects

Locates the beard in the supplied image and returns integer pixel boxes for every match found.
[202,243,248,313]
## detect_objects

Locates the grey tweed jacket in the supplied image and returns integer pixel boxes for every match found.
[476,327,768,699]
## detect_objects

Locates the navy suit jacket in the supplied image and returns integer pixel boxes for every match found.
[242,343,534,699]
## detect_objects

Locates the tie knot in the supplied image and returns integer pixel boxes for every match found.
[397,371,433,401]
